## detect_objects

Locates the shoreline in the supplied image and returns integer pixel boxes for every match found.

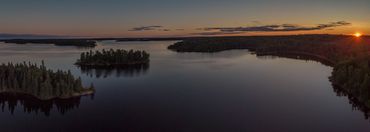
[75,61,150,67]
[0,89,95,101]
[255,51,336,66]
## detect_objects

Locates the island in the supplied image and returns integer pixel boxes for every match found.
[0,39,97,47]
[75,49,150,67]
[168,34,370,113]
[0,61,95,100]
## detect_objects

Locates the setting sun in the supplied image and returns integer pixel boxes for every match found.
[354,32,362,37]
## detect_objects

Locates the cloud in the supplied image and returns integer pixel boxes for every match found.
[0,33,72,39]
[196,21,351,35]
[129,26,163,31]
[128,26,176,32]
[159,29,171,31]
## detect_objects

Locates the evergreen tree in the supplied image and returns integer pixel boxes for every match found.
[76,49,150,66]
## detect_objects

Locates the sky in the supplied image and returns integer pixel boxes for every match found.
[0,0,369,38]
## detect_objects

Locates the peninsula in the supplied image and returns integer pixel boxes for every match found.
[168,34,370,110]
[0,61,95,100]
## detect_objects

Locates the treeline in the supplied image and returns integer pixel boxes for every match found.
[168,34,370,68]
[0,61,94,100]
[168,35,348,53]
[331,56,370,109]
[1,39,97,47]
[76,49,150,66]
[168,34,370,63]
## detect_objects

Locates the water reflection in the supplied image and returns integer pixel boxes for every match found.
[256,52,334,66]
[0,41,369,131]
[0,93,93,116]
[78,63,150,78]
[257,52,370,120]
[332,85,370,119]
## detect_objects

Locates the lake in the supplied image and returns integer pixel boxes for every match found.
[0,41,369,132]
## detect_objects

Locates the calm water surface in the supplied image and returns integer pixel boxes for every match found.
[0,41,369,132]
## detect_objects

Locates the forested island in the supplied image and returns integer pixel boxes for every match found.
[0,39,97,47]
[168,34,370,115]
[0,61,95,100]
[75,49,150,67]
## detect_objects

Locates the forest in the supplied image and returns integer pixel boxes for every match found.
[330,56,370,109]
[168,34,370,111]
[0,39,97,47]
[75,49,150,66]
[0,61,95,100]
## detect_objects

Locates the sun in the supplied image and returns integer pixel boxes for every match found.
[354,32,362,37]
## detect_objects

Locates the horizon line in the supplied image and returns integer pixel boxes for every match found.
[0,33,367,40]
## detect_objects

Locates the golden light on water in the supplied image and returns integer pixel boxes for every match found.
[354,32,362,37]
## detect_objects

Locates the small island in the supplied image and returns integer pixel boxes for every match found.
[0,39,97,47]
[75,49,150,67]
[0,61,94,100]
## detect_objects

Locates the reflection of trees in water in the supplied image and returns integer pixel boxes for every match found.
[79,63,150,78]
[0,93,93,116]
[332,85,370,120]
[330,57,370,120]
[258,52,370,120]
[256,52,334,66]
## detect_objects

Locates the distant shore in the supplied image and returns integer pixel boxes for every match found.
[0,39,97,47]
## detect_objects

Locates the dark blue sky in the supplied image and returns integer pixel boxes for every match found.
[1,0,369,37]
